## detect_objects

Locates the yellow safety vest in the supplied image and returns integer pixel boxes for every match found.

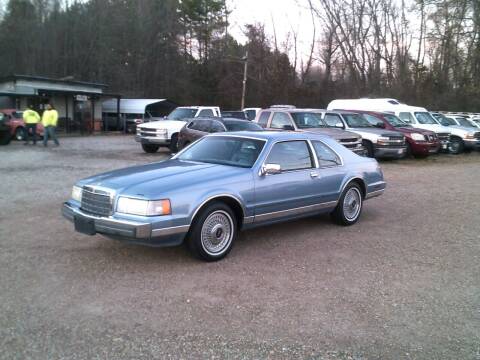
[23,109,41,124]
[42,109,59,127]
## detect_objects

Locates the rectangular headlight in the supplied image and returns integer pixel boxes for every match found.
[116,197,171,216]
[72,186,83,202]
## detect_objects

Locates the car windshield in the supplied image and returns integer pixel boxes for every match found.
[384,114,410,127]
[342,113,373,128]
[415,112,437,124]
[224,121,263,131]
[457,118,475,128]
[167,108,197,120]
[436,116,456,126]
[290,112,327,129]
[176,136,265,168]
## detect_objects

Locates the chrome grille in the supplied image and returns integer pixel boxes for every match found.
[138,128,167,138]
[339,138,361,149]
[437,132,450,141]
[81,187,113,216]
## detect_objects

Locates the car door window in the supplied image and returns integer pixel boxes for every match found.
[208,120,226,133]
[323,113,343,127]
[399,112,414,123]
[362,114,384,127]
[197,109,214,117]
[257,111,270,127]
[270,112,293,129]
[312,141,341,167]
[266,141,313,171]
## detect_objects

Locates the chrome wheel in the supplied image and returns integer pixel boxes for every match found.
[343,187,362,221]
[200,210,234,256]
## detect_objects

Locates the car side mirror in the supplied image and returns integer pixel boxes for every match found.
[282,125,295,131]
[375,122,385,128]
[260,163,282,176]
[335,123,344,129]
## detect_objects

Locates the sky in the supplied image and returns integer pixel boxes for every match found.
[227,0,317,60]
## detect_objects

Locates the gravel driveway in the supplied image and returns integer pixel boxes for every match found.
[0,136,479,359]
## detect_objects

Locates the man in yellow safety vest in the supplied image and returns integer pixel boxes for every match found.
[42,103,60,147]
[22,105,40,145]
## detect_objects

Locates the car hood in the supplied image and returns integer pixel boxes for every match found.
[413,123,451,134]
[448,125,478,134]
[395,126,435,135]
[302,127,360,140]
[348,127,403,137]
[78,159,250,198]
[138,120,186,130]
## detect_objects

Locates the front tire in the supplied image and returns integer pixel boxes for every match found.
[362,140,374,158]
[15,127,25,141]
[141,144,159,153]
[449,137,464,154]
[169,133,179,152]
[187,202,237,261]
[331,183,363,226]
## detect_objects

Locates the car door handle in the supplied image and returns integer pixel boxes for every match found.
[310,171,319,178]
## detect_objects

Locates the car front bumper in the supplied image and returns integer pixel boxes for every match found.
[135,135,170,145]
[464,139,480,150]
[374,145,407,159]
[409,141,441,155]
[62,202,188,247]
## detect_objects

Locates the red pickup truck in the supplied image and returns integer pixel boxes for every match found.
[353,110,440,157]
[0,109,44,141]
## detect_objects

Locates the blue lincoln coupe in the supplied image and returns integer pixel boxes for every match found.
[63,131,386,261]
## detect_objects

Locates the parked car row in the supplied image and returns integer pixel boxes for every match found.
[0,108,45,141]
[135,99,480,159]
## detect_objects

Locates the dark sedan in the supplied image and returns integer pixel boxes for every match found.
[177,117,263,150]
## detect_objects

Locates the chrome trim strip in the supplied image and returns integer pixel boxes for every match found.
[254,201,337,222]
[190,194,247,222]
[365,189,385,200]
[151,225,190,237]
[243,215,255,224]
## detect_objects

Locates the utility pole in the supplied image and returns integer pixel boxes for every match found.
[241,51,248,109]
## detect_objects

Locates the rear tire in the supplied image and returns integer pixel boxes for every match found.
[141,144,159,153]
[187,202,237,261]
[15,127,25,141]
[331,183,363,226]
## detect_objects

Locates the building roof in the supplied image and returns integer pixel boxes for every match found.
[0,74,107,88]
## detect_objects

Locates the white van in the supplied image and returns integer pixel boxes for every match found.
[327,98,451,150]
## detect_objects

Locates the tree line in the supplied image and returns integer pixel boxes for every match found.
[0,0,479,111]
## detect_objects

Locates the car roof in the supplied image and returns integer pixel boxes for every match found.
[185,117,249,123]
[209,130,331,142]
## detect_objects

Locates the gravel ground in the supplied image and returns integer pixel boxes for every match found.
[0,135,479,360]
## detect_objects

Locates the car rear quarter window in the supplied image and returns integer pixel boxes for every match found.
[190,120,211,132]
[197,109,215,117]
[257,111,271,127]
[266,141,313,171]
[312,141,341,167]
[208,120,226,133]
[270,112,293,129]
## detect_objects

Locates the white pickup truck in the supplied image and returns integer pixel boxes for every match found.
[135,106,221,153]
